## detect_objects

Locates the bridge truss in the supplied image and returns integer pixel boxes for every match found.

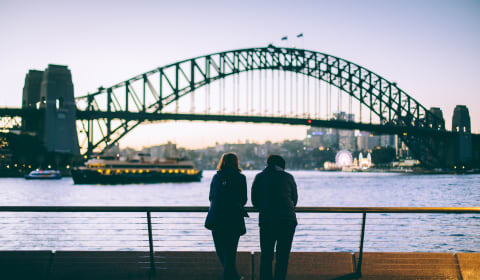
[75,46,446,165]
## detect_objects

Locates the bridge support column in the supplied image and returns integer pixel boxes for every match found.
[420,107,453,168]
[452,105,472,167]
[39,65,79,155]
[22,70,44,132]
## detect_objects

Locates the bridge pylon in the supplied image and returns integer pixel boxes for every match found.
[22,65,79,155]
[452,105,472,166]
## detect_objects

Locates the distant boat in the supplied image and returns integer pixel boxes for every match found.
[71,158,203,184]
[25,169,62,180]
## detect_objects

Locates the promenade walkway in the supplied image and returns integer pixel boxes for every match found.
[1,251,479,279]
[1,206,479,279]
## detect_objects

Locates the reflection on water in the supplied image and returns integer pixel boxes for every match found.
[0,171,479,252]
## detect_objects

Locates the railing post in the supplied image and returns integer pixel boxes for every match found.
[146,211,156,276]
[251,251,255,280]
[356,211,367,277]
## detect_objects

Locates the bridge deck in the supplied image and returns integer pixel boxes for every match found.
[1,251,478,280]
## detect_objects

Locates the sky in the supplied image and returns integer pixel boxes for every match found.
[1,0,479,149]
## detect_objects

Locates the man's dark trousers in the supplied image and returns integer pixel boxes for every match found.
[259,221,296,280]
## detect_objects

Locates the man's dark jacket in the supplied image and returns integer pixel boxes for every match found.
[251,166,298,225]
[205,169,248,235]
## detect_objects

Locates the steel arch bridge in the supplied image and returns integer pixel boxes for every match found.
[76,45,447,166]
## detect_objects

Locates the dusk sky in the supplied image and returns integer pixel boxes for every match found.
[1,0,479,149]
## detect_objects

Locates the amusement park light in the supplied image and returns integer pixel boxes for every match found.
[335,150,353,167]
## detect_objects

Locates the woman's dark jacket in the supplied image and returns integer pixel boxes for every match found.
[251,165,298,225]
[205,169,248,235]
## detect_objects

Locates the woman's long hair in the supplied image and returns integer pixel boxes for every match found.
[217,153,241,172]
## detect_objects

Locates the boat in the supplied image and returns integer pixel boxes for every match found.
[71,158,203,184]
[25,169,62,180]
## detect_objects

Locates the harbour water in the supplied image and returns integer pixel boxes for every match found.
[2,171,479,206]
[1,171,479,252]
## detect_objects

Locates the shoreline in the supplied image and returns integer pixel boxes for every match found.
[1,168,480,178]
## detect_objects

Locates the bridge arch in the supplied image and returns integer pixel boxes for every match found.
[76,46,446,166]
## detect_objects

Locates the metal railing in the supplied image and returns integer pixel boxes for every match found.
[0,206,479,277]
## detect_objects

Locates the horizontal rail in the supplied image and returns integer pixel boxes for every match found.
[1,206,478,277]
[0,206,479,213]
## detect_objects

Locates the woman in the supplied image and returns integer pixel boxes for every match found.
[205,153,247,280]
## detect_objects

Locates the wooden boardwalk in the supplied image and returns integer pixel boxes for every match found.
[0,251,479,280]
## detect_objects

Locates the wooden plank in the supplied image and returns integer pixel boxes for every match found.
[254,252,355,280]
[456,253,480,280]
[0,251,52,280]
[154,251,252,280]
[50,251,151,280]
[355,252,461,280]
[1,251,474,279]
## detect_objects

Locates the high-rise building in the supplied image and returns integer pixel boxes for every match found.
[306,112,356,151]
[380,134,396,148]
[149,141,179,160]
[306,127,338,149]
[357,131,370,152]
[334,112,356,151]
[306,112,396,153]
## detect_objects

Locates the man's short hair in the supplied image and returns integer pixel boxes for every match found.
[267,154,286,169]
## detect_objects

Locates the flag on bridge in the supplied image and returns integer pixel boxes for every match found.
[296,33,303,38]
[281,36,288,41]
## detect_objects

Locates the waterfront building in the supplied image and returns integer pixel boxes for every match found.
[334,112,356,151]
[214,143,224,153]
[338,129,356,151]
[357,132,396,152]
[380,134,396,148]
[103,143,120,157]
[358,152,373,169]
[397,141,411,159]
[149,146,165,160]
[307,112,397,155]
[305,127,338,149]
[356,131,370,151]
[306,112,356,150]
[0,135,13,170]
[149,142,179,160]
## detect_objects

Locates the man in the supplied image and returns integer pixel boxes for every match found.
[251,154,298,280]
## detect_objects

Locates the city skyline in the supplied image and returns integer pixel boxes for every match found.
[1,0,479,149]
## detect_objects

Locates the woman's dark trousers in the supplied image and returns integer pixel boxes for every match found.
[212,228,241,280]
[259,222,296,280]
